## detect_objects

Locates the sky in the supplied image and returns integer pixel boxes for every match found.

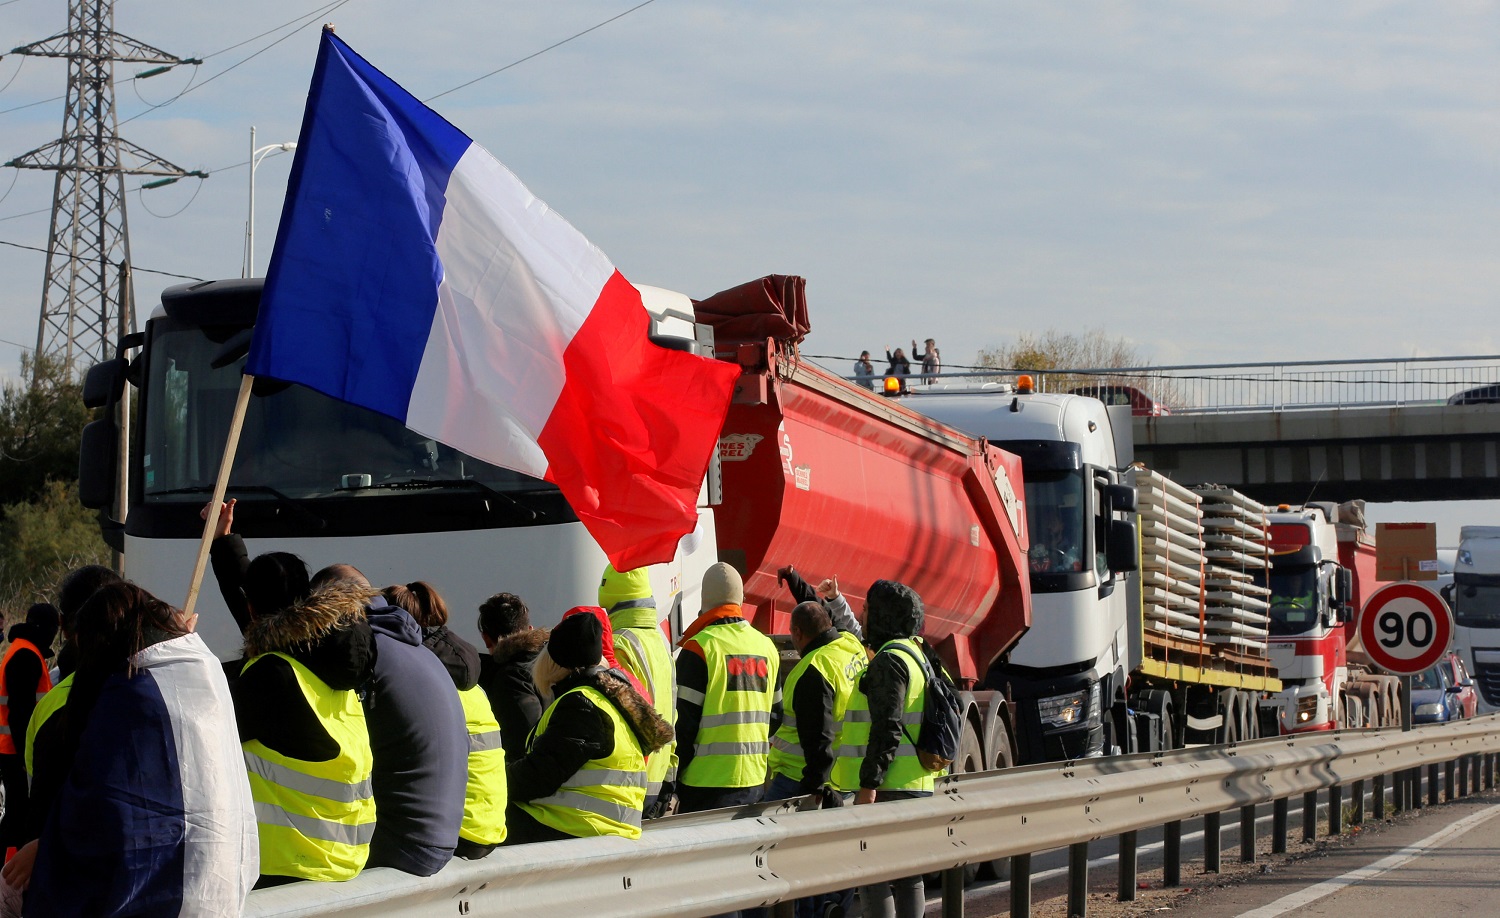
[0,0,1497,535]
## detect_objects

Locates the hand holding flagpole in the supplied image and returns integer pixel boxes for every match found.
[183,374,255,616]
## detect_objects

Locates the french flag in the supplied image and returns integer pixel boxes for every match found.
[247,30,738,570]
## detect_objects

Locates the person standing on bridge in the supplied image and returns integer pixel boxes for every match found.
[675,562,781,814]
[912,338,941,384]
[504,612,672,844]
[834,579,946,918]
[599,564,678,817]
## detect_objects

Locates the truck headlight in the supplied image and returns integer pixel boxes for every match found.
[1415,703,1441,717]
[1296,695,1318,723]
[1038,684,1098,729]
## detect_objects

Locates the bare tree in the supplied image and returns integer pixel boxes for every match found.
[976,329,1182,406]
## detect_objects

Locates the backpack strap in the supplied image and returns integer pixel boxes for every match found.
[884,642,933,749]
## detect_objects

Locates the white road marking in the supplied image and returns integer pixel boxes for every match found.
[1236,803,1500,918]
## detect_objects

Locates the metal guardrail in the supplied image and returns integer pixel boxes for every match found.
[245,716,1500,918]
[829,355,1500,413]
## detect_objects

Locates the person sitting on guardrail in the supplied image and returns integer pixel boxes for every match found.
[384,582,507,860]
[476,592,548,763]
[599,564,678,817]
[833,580,946,918]
[504,612,673,844]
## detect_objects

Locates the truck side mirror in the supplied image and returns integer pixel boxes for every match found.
[1442,583,1455,605]
[77,417,117,511]
[1106,518,1138,573]
[82,357,127,409]
[1336,568,1354,623]
[1103,483,1137,514]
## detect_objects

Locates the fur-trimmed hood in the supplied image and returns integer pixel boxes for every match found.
[489,626,548,666]
[558,667,674,754]
[243,580,377,691]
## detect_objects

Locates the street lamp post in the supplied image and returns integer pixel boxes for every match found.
[243,125,297,278]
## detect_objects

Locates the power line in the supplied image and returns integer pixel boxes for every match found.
[425,0,659,103]
[0,237,204,282]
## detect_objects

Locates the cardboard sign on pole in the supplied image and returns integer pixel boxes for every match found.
[1375,522,1438,582]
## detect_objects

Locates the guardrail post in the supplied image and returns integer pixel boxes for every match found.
[1429,763,1440,805]
[771,902,794,918]
[1068,842,1089,917]
[1239,804,1256,863]
[1328,785,1342,835]
[1272,797,1288,853]
[1302,790,1317,841]
[1406,767,1419,810]
[1446,759,1457,800]
[942,866,964,918]
[1351,779,1365,826]
[1373,773,1385,820]
[1118,831,1138,902]
[1486,753,1495,790]
[1392,768,1406,813]
[1460,756,1471,797]
[1010,853,1032,918]
[1204,811,1221,873]
[1163,821,1182,887]
[1472,755,1483,794]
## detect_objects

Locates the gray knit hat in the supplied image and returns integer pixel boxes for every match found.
[701,562,744,609]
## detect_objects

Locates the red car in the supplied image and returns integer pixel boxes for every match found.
[1067,384,1171,417]
[1442,651,1480,720]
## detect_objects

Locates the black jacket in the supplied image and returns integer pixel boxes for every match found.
[787,628,843,792]
[860,583,925,790]
[479,628,547,762]
[423,626,481,692]
[234,580,377,764]
[507,668,672,805]
[209,533,254,635]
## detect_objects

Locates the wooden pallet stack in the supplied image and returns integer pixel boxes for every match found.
[1191,484,1272,654]
[1136,469,1208,643]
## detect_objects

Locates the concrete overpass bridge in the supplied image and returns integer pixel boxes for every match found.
[919,354,1500,504]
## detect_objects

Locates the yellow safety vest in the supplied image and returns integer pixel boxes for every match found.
[679,621,779,789]
[518,684,647,839]
[458,685,508,845]
[25,672,72,775]
[242,652,376,881]
[832,638,941,793]
[610,604,677,797]
[768,631,867,786]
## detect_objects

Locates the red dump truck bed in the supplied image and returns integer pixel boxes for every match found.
[693,277,1031,684]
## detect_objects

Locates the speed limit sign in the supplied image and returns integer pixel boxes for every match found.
[1358,582,1454,675]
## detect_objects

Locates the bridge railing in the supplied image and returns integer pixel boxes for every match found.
[245,716,1500,918]
[835,355,1500,413]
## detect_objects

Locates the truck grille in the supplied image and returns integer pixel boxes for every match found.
[1473,662,1500,706]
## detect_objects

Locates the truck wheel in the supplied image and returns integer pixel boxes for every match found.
[1138,689,1174,751]
[1243,696,1258,741]
[1344,694,1365,729]
[1218,689,1241,745]
[958,719,983,885]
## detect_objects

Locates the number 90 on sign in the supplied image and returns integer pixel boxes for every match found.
[1357,582,1453,676]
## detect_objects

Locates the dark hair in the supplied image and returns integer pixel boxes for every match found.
[478,592,530,639]
[57,565,125,636]
[790,600,831,636]
[244,551,310,619]
[382,581,449,628]
[63,582,190,786]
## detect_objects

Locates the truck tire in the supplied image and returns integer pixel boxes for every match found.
[1218,689,1241,745]
[957,718,984,886]
[1137,689,1175,751]
[1346,682,1378,728]
[1344,694,1365,729]
[1242,695,1258,741]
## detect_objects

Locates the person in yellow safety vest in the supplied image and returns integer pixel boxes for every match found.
[505,612,673,844]
[0,602,59,855]
[833,579,946,918]
[382,582,507,858]
[675,562,781,813]
[598,564,678,816]
[766,601,867,804]
[239,577,379,885]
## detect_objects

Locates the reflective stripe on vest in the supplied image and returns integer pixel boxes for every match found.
[768,631,868,784]
[0,638,53,756]
[831,638,941,793]
[25,672,72,775]
[242,652,374,882]
[458,685,508,845]
[612,621,678,790]
[518,685,647,839]
[680,621,779,790]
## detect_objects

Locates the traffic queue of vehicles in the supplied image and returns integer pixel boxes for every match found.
[77,273,1467,780]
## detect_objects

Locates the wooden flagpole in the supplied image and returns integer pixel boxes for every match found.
[183,374,256,615]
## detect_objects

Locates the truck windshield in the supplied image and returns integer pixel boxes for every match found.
[1023,468,1091,593]
[140,322,557,501]
[1453,574,1500,629]
[1257,564,1319,636]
